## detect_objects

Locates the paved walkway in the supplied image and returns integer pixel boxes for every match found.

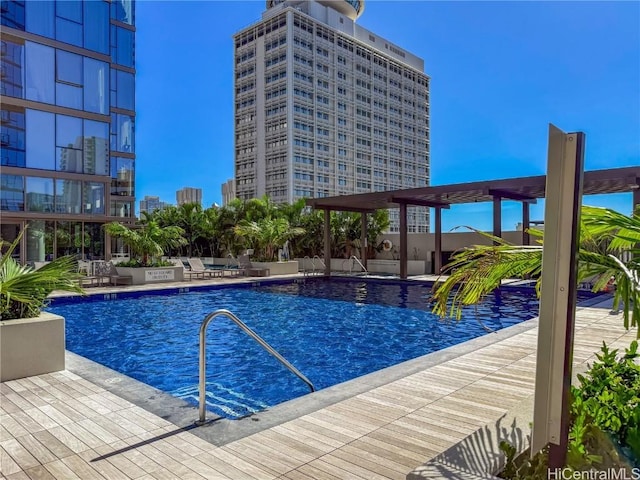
[1,277,634,479]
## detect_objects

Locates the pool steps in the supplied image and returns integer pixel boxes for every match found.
[196,309,315,424]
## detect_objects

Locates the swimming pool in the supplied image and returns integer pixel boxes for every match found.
[48,278,547,419]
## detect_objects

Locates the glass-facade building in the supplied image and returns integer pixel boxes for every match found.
[1,0,135,263]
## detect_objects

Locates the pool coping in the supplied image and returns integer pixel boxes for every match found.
[59,276,609,447]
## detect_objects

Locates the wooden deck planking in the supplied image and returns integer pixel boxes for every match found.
[1,301,635,480]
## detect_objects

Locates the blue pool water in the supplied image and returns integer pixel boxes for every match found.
[48,278,545,419]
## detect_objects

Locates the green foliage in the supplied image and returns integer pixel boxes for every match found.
[571,341,640,461]
[500,341,639,479]
[103,218,187,266]
[431,206,640,337]
[115,259,173,268]
[498,442,549,479]
[0,229,83,320]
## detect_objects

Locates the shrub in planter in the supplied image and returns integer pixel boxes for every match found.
[1,229,84,381]
[499,341,640,478]
[1,230,83,320]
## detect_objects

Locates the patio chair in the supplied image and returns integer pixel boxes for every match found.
[187,258,222,278]
[238,255,270,277]
[167,258,204,281]
[77,260,99,287]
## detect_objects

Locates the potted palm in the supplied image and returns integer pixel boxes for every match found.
[0,229,84,381]
[103,216,188,284]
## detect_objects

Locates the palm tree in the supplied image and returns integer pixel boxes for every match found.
[234,217,305,261]
[1,229,83,320]
[431,205,639,337]
[103,216,187,266]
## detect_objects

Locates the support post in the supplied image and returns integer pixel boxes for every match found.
[361,212,368,270]
[522,201,530,246]
[492,196,502,244]
[399,203,408,279]
[531,125,585,468]
[634,186,640,213]
[323,209,331,276]
[434,207,443,274]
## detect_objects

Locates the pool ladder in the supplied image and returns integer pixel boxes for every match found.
[302,255,325,276]
[347,255,368,276]
[196,309,315,425]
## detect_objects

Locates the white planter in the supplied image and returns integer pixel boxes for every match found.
[115,266,184,285]
[0,312,65,382]
[250,261,299,275]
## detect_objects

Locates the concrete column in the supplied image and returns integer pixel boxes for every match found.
[324,209,331,276]
[399,203,408,279]
[434,207,442,274]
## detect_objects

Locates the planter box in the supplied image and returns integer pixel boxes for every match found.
[0,312,65,382]
[115,266,184,285]
[251,260,298,275]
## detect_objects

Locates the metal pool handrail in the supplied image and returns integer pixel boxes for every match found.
[349,255,368,276]
[196,309,315,425]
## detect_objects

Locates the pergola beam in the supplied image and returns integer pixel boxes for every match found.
[487,188,537,203]
[389,197,451,209]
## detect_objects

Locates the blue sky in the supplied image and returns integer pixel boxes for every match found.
[135,1,639,231]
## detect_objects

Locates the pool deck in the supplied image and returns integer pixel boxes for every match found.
[1,275,635,479]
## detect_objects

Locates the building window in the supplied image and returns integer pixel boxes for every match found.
[0,107,26,167]
[25,177,54,212]
[26,109,55,170]
[0,174,24,211]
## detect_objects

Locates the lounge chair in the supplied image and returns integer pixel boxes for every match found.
[221,254,242,277]
[187,258,222,278]
[167,258,204,280]
[238,255,270,277]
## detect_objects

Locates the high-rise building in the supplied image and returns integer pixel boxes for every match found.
[1,0,136,262]
[233,0,430,232]
[221,178,235,206]
[176,187,202,206]
[139,195,169,215]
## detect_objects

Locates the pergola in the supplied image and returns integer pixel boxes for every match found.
[306,166,640,279]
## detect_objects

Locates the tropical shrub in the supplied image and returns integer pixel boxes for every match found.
[499,341,639,478]
[0,229,83,320]
[103,214,187,266]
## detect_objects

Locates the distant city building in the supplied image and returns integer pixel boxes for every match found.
[1,0,136,262]
[176,187,202,206]
[221,179,236,206]
[233,0,430,232]
[139,196,170,215]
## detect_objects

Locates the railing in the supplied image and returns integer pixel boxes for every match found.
[196,309,315,424]
[302,255,326,276]
[312,255,326,275]
[340,256,368,276]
